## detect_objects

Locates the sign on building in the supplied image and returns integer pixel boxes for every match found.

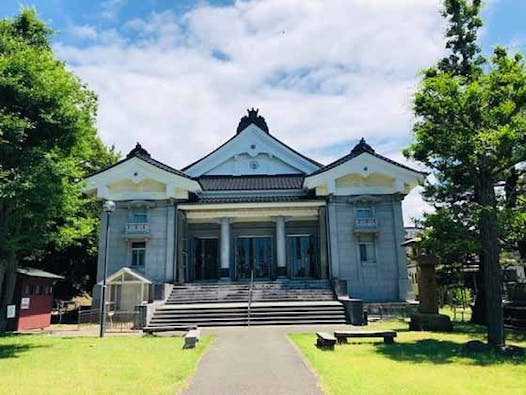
[7,305,16,318]
[20,298,30,310]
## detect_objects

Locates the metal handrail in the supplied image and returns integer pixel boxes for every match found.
[247,268,254,327]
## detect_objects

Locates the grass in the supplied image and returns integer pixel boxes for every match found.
[0,333,213,395]
[290,320,526,395]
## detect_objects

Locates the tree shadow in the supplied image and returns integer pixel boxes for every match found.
[0,334,47,359]
[373,338,525,366]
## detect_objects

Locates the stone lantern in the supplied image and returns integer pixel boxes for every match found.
[402,238,453,331]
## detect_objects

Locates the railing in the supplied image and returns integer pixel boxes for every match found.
[125,222,150,234]
[78,309,138,332]
[247,268,254,327]
[354,218,378,233]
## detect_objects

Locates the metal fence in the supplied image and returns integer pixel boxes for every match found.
[78,309,138,332]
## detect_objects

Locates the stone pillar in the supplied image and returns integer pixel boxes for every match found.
[220,218,231,279]
[275,216,287,277]
[392,195,409,301]
[417,255,439,314]
[327,196,340,278]
[318,206,328,279]
[176,210,186,284]
[165,203,176,282]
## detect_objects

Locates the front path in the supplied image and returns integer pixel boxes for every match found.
[180,325,346,395]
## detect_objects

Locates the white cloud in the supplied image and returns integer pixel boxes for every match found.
[55,0,446,225]
[69,24,98,40]
[100,0,127,20]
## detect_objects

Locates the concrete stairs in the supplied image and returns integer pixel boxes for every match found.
[166,279,336,304]
[146,280,348,328]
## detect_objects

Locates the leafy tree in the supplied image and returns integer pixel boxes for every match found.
[405,0,526,347]
[0,9,117,330]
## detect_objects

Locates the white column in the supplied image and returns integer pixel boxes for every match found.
[220,218,230,279]
[276,216,287,277]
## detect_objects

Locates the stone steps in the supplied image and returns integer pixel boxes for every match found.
[148,302,347,327]
[166,279,335,305]
[146,280,347,328]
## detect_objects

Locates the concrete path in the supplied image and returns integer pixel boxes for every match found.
[180,325,347,395]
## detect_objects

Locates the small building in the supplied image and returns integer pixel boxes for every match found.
[8,267,64,331]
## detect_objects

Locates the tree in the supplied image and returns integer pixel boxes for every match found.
[405,0,526,347]
[0,9,117,330]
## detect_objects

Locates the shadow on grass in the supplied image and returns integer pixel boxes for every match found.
[372,338,525,366]
[0,333,49,359]
[0,342,46,359]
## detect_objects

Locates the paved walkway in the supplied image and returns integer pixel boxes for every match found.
[180,325,346,395]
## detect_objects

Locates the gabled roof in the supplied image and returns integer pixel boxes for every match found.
[181,109,322,173]
[308,138,427,177]
[99,267,152,284]
[17,267,64,280]
[87,143,192,180]
[198,174,304,191]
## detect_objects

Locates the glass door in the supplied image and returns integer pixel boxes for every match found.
[236,237,272,280]
[287,235,316,278]
[194,238,219,281]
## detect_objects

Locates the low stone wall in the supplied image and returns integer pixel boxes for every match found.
[365,302,419,318]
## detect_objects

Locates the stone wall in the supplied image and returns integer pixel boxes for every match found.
[95,201,173,284]
[328,194,408,302]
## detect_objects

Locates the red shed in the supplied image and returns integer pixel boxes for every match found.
[7,267,64,331]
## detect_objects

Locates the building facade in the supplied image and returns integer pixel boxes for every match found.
[85,109,425,309]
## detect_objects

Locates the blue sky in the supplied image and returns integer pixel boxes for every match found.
[1,0,525,223]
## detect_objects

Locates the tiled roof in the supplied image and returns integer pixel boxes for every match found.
[195,195,312,204]
[308,138,427,177]
[198,175,305,191]
[182,109,322,171]
[87,143,193,179]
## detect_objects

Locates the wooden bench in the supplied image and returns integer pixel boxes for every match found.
[334,330,397,344]
[184,329,201,349]
[316,332,337,350]
[143,325,197,334]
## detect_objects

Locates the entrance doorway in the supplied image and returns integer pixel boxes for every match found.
[287,235,316,278]
[194,238,219,281]
[236,237,272,280]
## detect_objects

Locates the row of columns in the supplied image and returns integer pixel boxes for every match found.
[219,216,288,279]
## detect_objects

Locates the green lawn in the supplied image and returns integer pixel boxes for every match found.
[290,320,526,395]
[0,334,213,395]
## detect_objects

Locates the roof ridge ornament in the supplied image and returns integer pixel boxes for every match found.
[236,108,270,134]
[127,142,151,158]
[350,137,375,155]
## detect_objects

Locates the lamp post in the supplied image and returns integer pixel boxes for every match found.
[100,200,116,338]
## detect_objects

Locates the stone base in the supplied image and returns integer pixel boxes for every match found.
[409,313,453,332]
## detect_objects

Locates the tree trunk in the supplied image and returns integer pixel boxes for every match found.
[0,250,17,332]
[471,265,487,324]
[478,177,504,348]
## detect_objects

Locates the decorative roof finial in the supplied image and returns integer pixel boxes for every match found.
[236,107,269,134]
[350,137,375,155]
[127,142,151,158]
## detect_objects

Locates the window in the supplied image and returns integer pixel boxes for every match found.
[131,207,147,223]
[356,207,374,219]
[34,285,43,295]
[45,286,53,295]
[359,242,376,263]
[23,284,33,295]
[131,242,146,267]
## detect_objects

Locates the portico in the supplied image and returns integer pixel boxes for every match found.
[179,200,327,282]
